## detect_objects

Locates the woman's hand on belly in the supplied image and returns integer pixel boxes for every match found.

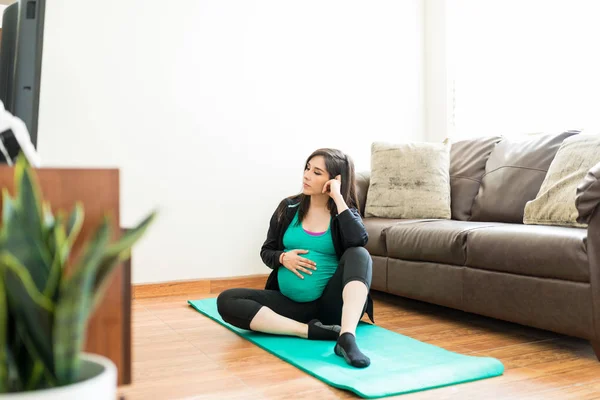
[281,249,317,279]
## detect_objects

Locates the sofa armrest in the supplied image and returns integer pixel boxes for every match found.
[355,171,370,217]
[576,162,600,224]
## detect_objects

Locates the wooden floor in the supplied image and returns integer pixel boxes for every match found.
[118,291,600,399]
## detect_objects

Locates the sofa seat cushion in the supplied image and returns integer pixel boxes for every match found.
[385,220,502,265]
[364,218,428,256]
[466,224,589,282]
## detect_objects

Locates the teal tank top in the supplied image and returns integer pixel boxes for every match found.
[277,210,339,302]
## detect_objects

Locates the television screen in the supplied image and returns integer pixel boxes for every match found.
[0,0,45,163]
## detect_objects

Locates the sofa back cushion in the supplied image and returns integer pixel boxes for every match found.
[470,130,580,223]
[355,171,370,217]
[450,136,502,220]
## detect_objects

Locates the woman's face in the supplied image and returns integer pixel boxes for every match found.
[303,156,330,196]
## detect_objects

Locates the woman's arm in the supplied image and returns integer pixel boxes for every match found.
[333,194,368,247]
[333,193,349,215]
[259,203,285,269]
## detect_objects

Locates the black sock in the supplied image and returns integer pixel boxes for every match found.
[334,332,370,368]
[307,319,341,341]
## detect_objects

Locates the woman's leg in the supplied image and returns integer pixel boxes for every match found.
[216,288,317,338]
[319,246,373,367]
[251,305,308,337]
[318,246,373,326]
[340,281,369,336]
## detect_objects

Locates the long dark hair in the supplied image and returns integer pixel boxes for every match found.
[277,148,360,224]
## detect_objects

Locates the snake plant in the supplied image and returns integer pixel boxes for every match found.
[0,156,156,393]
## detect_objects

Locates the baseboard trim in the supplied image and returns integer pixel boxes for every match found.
[133,274,269,299]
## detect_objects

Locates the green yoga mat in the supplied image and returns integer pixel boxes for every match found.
[188,298,504,398]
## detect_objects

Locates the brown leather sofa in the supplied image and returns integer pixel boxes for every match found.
[355,133,600,360]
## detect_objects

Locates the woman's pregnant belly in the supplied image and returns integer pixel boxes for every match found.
[278,252,338,302]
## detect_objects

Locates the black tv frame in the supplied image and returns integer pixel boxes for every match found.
[0,0,46,153]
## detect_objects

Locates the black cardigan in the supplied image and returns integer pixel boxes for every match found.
[260,198,374,322]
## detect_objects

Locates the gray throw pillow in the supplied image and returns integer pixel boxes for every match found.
[524,134,600,227]
[365,141,451,219]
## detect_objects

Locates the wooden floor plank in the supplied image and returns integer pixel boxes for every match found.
[118,290,600,399]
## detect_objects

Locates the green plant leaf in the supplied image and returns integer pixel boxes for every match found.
[92,211,157,308]
[105,211,157,258]
[43,203,57,261]
[14,321,54,390]
[1,252,55,385]
[53,217,110,385]
[4,295,24,391]
[0,276,8,393]
[90,255,121,310]
[2,189,14,225]
[43,217,67,300]
[42,201,55,247]
[6,321,54,392]
[65,203,84,248]
[42,202,54,229]
[14,155,44,245]
[1,187,52,293]
[44,204,84,300]
[25,360,44,391]
[0,252,54,314]
[8,327,30,392]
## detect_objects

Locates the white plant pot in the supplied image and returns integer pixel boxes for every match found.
[0,353,117,400]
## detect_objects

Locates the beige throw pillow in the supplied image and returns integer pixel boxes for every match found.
[365,141,451,219]
[524,134,600,227]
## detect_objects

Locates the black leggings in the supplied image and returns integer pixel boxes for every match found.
[217,247,373,330]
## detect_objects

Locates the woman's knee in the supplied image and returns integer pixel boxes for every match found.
[341,247,372,272]
[341,247,372,287]
[341,246,371,262]
[216,288,241,318]
[216,288,262,330]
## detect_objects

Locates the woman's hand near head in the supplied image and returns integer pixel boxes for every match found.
[322,175,342,199]
[323,174,349,214]
[280,249,317,279]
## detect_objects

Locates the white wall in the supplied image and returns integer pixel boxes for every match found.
[0,5,7,26]
[38,0,425,284]
[446,0,600,139]
[423,0,450,143]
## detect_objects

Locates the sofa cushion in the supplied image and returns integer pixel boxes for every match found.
[524,134,600,228]
[385,220,502,265]
[450,136,502,221]
[470,130,580,223]
[365,141,451,219]
[355,171,370,217]
[466,224,589,282]
[363,218,425,257]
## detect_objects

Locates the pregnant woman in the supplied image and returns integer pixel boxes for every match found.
[217,148,374,368]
